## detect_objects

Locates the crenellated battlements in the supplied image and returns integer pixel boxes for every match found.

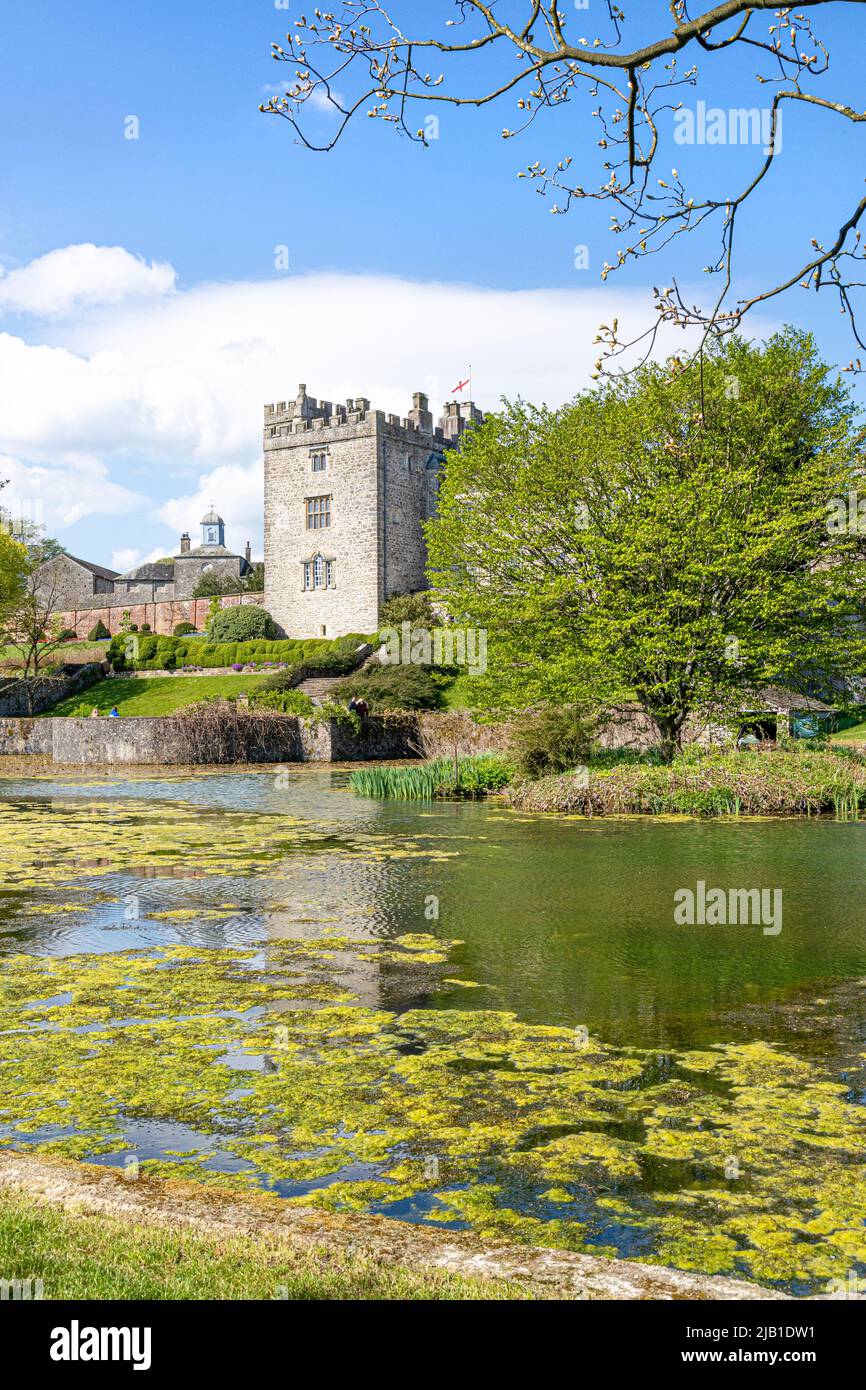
[264,384,483,445]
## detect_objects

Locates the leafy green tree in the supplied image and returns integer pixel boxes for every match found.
[0,525,73,709]
[0,528,27,612]
[427,331,866,760]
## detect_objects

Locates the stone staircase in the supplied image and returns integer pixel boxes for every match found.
[296,675,344,703]
[296,644,379,705]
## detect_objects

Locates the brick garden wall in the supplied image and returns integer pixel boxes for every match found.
[56,592,267,640]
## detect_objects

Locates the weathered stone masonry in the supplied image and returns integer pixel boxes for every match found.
[264,385,483,639]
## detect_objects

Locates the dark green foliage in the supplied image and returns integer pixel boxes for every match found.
[207,606,276,642]
[56,629,77,642]
[379,591,436,628]
[192,574,241,599]
[332,662,443,711]
[173,622,197,637]
[511,706,600,778]
[87,620,110,641]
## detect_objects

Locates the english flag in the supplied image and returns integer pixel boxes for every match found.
[452,368,471,396]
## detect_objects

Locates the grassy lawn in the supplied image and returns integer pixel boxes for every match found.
[0,1193,532,1300]
[831,721,866,745]
[48,675,273,717]
[1,640,111,673]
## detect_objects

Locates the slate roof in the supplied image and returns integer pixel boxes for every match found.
[117,562,176,583]
[64,554,121,582]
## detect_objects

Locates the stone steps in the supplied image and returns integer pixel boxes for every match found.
[296,676,344,702]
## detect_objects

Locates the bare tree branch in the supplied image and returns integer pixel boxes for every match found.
[261,2,866,371]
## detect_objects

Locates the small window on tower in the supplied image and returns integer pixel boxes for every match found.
[311,453,327,473]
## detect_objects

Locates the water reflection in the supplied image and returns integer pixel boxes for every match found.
[2,768,866,1050]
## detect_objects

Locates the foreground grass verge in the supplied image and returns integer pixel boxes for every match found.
[0,1191,531,1301]
[0,1154,785,1300]
[512,747,866,817]
[47,675,273,718]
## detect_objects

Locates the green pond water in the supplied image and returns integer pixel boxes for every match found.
[1,766,865,1294]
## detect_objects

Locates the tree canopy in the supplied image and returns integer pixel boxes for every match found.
[427,329,866,757]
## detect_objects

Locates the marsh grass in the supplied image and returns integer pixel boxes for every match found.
[350,754,513,800]
[513,747,866,818]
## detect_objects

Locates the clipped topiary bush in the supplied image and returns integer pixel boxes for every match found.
[173,621,196,637]
[87,620,110,641]
[57,628,77,642]
[207,605,275,643]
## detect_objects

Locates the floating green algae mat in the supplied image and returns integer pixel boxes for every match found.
[1,774,866,1296]
[0,796,458,898]
[0,934,865,1294]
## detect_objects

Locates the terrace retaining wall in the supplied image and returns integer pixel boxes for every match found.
[0,663,106,718]
[0,711,516,765]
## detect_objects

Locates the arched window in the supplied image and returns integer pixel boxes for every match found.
[303,554,335,591]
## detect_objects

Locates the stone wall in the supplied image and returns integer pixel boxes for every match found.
[55,592,266,640]
[0,663,105,717]
[39,715,306,766]
[0,710,516,765]
[0,718,54,756]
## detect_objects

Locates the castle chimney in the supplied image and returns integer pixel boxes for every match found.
[180,532,191,554]
[409,391,433,432]
[245,541,252,564]
[439,399,483,441]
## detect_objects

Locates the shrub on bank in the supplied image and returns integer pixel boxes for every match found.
[510,705,600,778]
[173,622,197,636]
[511,746,866,818]
[331,662,442,711]
[87,620,110,641]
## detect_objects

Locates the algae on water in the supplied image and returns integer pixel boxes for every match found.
[1,793,865,1295]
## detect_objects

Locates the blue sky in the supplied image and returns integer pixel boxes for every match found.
[0,1,863,568]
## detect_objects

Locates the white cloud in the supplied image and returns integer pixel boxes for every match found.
[0,244,176,318]
[159,459,263,561]
[110,545,174,575]
[0,453,145,532]
[0,244,781,554]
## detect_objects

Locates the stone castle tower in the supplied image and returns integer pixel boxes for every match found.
[263,385,483,638]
